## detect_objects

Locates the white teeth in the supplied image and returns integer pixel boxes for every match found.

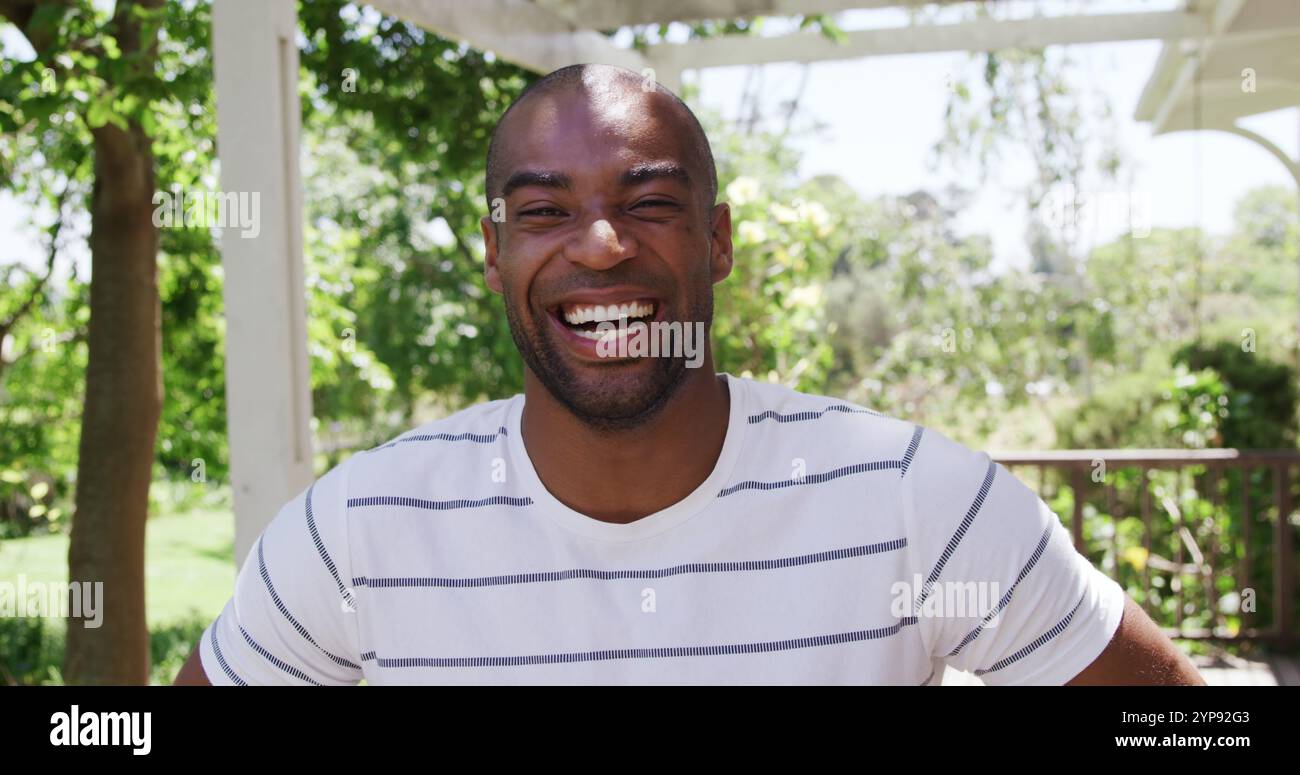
[561,301,655,325]
[572,327,616,341]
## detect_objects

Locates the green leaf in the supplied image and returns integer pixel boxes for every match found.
[85,98,110,127]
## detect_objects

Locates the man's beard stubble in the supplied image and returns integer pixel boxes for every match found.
[502,285,713,433]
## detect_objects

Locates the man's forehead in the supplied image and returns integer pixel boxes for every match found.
[497,88,698,185]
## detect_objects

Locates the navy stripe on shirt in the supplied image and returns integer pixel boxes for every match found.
[913,458,997,613]
[351,538,908,590]
[747,404,885,425]
[304,482,354,612]
[347,495,533,511]
[947,524,1053,657]
[718,459,902,497]
[370,426,508,451]
[238,624,323,686]
[975,591,1087,677]
[361,617,922,669]
[209,612,247,686]
[899,425,924,478]
[257,537,360,670]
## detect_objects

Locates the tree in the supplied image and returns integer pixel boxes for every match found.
[0,0,196,683]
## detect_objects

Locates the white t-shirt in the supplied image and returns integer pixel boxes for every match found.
[200,374,1125,685]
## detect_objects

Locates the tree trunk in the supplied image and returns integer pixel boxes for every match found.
[64,121,161,685]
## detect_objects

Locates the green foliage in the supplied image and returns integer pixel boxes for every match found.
[1054,361,1187,450]
[1173,341,1298,449]
[2,0,537,527]
[1047,340,1297,640]
[709,121,838,390]
[295,0,534,445]
[0,614,62,684]
[0,494,233,683]
[1058,341,1298,452]
[0,614,209,685]
[0,0,222,535]
[0,277,85,538]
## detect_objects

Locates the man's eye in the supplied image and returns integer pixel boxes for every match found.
[633,199,678,210]
[521,207,565,217]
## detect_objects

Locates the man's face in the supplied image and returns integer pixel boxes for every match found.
[482,85,732,428]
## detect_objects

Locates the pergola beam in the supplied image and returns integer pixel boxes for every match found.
[367,0,653,74]
[1220,124,1300,190]
[212,0,315,566]
[531,0,966,30]
[647,10,1209,70]
[1145,0,1247,135]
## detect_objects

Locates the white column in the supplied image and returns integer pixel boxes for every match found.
[212,0,314,567]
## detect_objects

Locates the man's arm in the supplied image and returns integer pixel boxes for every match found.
[175,465,364,686]
[173,644,212,685]
[901,426,1207,684]
[1067,594,1205,685]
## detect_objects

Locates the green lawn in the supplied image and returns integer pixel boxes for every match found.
[0,507,235,684]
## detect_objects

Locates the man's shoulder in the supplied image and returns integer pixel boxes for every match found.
[732,376,1003,487]
[328,395,519,496]
[734,375,920,457]
[370,395,518,451]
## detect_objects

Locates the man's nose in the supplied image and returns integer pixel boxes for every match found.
[562,217,636,271]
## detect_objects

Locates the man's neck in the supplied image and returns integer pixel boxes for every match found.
[520,363,731,524]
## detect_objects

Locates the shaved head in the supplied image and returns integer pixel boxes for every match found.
[485,64,717,217]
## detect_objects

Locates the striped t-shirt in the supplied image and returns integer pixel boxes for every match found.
[200,374,1125,685]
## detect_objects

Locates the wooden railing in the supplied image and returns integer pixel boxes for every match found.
[992,450,1299,648]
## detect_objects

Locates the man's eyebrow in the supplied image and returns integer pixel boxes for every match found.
[621,162,692,188]
[502,170,573,197]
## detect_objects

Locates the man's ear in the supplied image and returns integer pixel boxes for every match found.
[481,215,504,295]
[709,202,734,284]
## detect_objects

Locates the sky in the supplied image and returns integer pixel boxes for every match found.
[684,3,1298,270]
[2,1,1297,278]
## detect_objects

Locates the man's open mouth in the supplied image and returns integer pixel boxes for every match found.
[552,299,659,341]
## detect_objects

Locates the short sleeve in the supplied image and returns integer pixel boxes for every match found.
[199,463,363,686]
[900,427,1126,685]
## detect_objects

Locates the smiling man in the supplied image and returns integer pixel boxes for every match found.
[176,64,1202,686]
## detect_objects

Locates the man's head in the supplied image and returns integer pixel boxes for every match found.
[481,64,733,430]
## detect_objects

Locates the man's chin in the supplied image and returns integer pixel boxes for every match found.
[543,356,686,430]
